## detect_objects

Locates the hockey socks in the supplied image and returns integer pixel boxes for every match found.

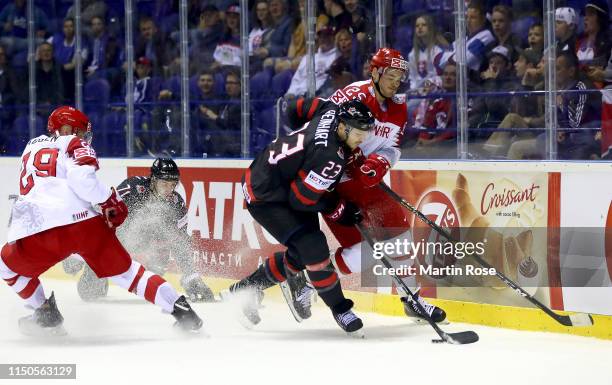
[109,260,179,313]
[0,255,46,309]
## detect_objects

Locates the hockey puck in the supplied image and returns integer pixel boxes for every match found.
[431,339,445,344]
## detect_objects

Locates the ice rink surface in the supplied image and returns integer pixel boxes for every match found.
[1,279,611,385]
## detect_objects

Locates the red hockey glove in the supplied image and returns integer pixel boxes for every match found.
[323,199,363,227]
[345,147,366,178]
[357,154,390,188]
[99,187,128,228]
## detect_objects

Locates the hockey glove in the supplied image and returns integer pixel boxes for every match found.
[345,147,366,178]
[323,199,363,226]
[356,153,390,188]
[99,187,128,228]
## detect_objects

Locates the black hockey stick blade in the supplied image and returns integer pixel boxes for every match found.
[356,224,479,345]
[378,183,595,328]
[436,330,480,345]
[550,311,594,327]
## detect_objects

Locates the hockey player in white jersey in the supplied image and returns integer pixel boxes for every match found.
[0,106,203,336]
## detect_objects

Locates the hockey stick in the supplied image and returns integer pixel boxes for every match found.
[356,223,479,345]
[378,182,594,327]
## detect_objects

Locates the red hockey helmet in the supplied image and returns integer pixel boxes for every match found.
[47,106,92,142]
[369,47,408,81]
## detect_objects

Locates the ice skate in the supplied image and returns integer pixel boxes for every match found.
[171,295,203,332]
[18,292,67,337]
[331,299,364,338]
[181,274,215,303]
[77,265,109,302]
[279,270,314,322]
[401,289,447,324]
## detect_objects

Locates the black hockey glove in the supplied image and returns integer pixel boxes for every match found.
[323,199,363,227]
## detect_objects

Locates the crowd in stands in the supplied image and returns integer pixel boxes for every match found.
[0,0,608,160]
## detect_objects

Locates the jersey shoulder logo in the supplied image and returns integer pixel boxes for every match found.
[392,94,406,104]
[136,185,146,194]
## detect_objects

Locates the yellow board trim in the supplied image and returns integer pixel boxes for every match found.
[43,266,612,340]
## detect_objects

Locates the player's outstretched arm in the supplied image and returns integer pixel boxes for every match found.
[65,137,111,205]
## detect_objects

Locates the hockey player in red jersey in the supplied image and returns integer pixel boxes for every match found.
[0,106,202,336]
[282,48,447,324]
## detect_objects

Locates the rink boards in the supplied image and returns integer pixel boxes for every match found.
[0,158,611,339]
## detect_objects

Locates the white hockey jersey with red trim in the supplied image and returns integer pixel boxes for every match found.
[7,135,111,242]
[327,80,407,167]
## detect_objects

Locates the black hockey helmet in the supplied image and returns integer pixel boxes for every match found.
[151,158,180,181]
[337,100,375,131]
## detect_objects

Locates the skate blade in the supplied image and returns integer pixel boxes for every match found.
[347,329,365,339]
[279,281,303,323]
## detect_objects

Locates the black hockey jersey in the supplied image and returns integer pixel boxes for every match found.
[242,103,347,212]
[115,176,188,232]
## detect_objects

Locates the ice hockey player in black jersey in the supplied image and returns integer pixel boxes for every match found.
[223,99,374,337]
[63,158,214,302]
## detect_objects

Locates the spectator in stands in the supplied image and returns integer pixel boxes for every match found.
[434,1,495,83]
[0,0,48,55]
[576,0,611,87]
[285,25,338,99]
[249,0,274,73]
[202,70,241,157]
[483,48,544,156]
[130,57,160,156]
[343,0,373,46]
[468,46,516,141]
[84,16,120,86]
[555,7,578,53]
[212,4,242,70]
[408,62,458,159]
[48,18,86,103]
[184,4,224,72]
[191,70,221,157]
[65,0,107,31]
[491,5,523,63]
[508,52,601,159]
[323,0,352,32]
[527,23,544,54]
[132,57,157,105]
[408,14,447,93]
[134,16,175,77]
[333,28,360,79]
[266,0,327,75]
[262,0,294,59]
[33,42,64,115]
[0,44,18,131]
